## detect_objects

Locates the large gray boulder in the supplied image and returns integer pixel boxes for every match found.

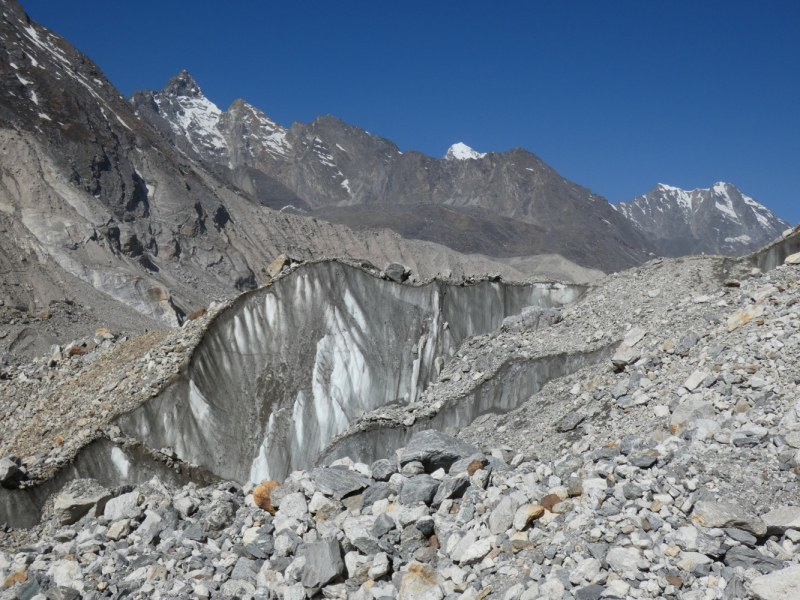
[724,547,784,574]
[361,482,392,508]
[384,263,409,283]
[54,479,112,526]
[750,565,800,600]
[400,430,479,472]
[103,491,141,521]
[399,475,440,506]
[301,538,344,588]
[0,456,22,486]
[691,500,766,537]
[761,506,800,535]
[371,459,397,481]
[489,495,521,534]
[313,468,371,500]
[500,306,562,333]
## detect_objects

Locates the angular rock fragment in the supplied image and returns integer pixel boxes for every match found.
[267,254,290,278]
[761,506,800,535]
[54,479,112,525]
[400,430,479,472]
[750,565,800,600]
[301,538,344,588]
[724,546,784,574]
[313,468,371,500]
[691,500,767,536]
[399,475,440,506]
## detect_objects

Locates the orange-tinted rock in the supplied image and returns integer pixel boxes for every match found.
[253,481,281,514]
[267,254,290,278]
[513,504,545,530]
[665,575,683,588]
[399,563,443,600]
[467,460,485,476]
[187,308,207,321]
[4,569,27,587]
[539,494,562,511]
[429,535,439,549]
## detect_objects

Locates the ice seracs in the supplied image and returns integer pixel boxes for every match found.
[443,142,486,161]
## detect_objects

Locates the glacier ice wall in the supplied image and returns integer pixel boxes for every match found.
[117,262,586,483]
[319,345,617,468]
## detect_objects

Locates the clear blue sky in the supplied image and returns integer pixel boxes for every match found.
[24,0,800,224]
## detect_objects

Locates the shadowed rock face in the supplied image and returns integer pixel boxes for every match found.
[117,262,586,483]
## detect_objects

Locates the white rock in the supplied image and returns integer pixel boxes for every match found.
[603,579,630,597]
[683,370,709,392]
[606,547,641,576]
[569,557,601,584]
[750,565,800,599]
[104,491,140,521]
[278,492,308,518]
[368,552,390,580]
[539,579,565,600]
[489,495,520,534]
[284,583,306,600]
[677,551,712,572]
[653,405,670,418]
[47,560,84,592]
[460,539,492,565]
[762,506,800,534]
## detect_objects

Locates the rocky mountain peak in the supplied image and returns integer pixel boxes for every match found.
[161,69,204,98]
[443,142,486,161]
[615,181,790,257]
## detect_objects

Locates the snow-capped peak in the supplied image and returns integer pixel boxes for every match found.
[146,71,229,159]
[616,180,789,257]
[444,142,486,161]
[655,183,694,212]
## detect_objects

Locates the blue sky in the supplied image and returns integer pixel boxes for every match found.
[24,0,800,224]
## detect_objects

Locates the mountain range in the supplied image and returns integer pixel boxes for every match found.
[0,0,791,331]
[614,182,788,257]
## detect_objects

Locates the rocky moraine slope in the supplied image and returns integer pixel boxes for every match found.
[1,1,800,599]
[0,233,799,600]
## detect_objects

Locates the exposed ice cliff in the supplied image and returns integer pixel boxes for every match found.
[117,262,586,483]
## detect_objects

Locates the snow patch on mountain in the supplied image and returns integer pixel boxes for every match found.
[614,181,789,257]
[444,142,486,161]
[711,183,741,223]
[239,103,292,157]
[171,94,227,153]
[657,183,693,212]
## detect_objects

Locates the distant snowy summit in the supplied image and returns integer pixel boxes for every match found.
[614,182,790,257]
[443,142,486,161]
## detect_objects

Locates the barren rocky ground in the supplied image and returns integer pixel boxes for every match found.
[0,239,798,599]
